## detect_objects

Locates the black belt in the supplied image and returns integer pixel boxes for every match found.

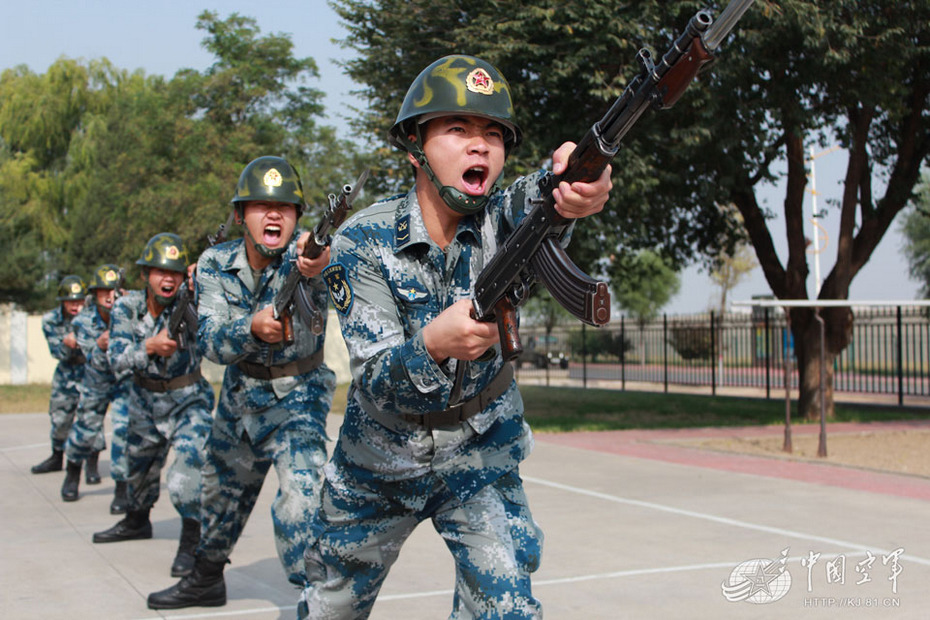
[396,364,514,430]
[133,368,202,393]
[236,350,324,380]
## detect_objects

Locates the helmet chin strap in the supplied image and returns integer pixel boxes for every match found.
[399,128,488,216]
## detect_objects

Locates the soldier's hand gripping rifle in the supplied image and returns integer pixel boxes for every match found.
[451,0,755,399]
[273,168,370,346]
[167,216,231,350]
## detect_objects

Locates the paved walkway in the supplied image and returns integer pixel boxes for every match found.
[3,411,929,619]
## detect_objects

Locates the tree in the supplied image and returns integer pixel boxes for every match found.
[710,205,758,316]
[612,249,680,364]
[333,0,930,420]
[0,12,361,309]
[901,175,930,297]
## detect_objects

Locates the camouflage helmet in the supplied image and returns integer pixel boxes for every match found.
[231,156,305,214]
[389,55,521,152]
[88,264,122,291]
[136,233,189,273]
[56,275,87,301]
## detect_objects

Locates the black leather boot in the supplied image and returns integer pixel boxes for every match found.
[170,518,201,577]
[147,555,227,609]
[110,481,128,515]
[93,508,152,543]
[31,449,63,474]
[60,460,81,502]
[85,450,101,484]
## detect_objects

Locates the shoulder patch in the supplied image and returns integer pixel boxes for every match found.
[323,263,354,315]
[395,214,411,247]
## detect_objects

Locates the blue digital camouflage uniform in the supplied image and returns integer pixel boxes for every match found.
[41,305,86,452]
[107,289,214,519]
[64,301,130,478]
[299,172,561,619]
[195,232,335,586]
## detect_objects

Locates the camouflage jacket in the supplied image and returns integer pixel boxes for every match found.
[73,302,131,380]
[195,233,332,428]
[42,305,85,367]
[324,171,568,498]
[108,289,205,383]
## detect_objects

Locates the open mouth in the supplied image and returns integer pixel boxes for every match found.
[263,224,283,247]
[160,283,177,298]
[462,166,489,196]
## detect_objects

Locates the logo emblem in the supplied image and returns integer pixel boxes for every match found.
[263,168,283,188]
[466,68,494,95]
[323,263,354,315]
[70,283,82,294]
[722,548,792,604]
[165,245,180,260]
[104,269,118,284]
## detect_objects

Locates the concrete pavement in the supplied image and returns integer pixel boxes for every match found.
[3,410,930,619]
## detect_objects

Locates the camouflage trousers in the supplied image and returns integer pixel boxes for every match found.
[298,467,544,620]
[199,416,328,586]
[64,366,127,469]
[46,369,82,451]
[125,385,213,519]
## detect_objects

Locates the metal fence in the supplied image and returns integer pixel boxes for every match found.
[513,306,930,405]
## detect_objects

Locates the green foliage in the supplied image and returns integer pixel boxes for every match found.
[0,12,362,310]
[901,176,930,297]
[667,324,714,361]
[568,326,632,362]
[610,249,680,324]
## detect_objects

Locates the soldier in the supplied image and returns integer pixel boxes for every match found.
[146,156,335,610]
[61,264,132,513]
[298,55,611,619]
[31,275,87,475]
[92,233,215,582]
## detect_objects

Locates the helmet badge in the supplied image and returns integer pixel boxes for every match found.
[466,68,494,95]
[104,269,118,284]
[166,245,180,260]
[263,168,283,188]
[70,283,82,294]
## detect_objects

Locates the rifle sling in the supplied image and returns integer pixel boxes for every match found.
[236,349,324,380]
[133,368,202,393]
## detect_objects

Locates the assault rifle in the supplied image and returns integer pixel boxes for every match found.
[273,168,369,345]
[453,0,755,397]
[167,216,231,349]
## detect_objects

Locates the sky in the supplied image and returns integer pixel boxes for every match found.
[2,1,922,314]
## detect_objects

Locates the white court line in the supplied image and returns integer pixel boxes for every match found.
[131,473,930,618]
[2,441,49,452]
[523,475,930,567]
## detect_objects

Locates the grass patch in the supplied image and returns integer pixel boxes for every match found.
[0,383,352,416]
[4,382,923,433]
[519,385,928,433]
[0,384,55,414]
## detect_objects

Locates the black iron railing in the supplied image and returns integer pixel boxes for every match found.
[513,306,930,405]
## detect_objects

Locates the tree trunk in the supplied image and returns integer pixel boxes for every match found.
[790,306,854,421]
